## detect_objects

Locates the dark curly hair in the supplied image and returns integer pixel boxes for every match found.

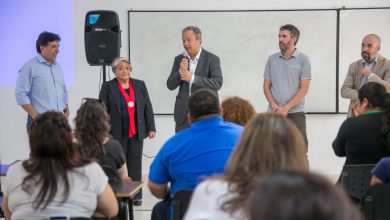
[221,96,256,125]
[74,99,110,159]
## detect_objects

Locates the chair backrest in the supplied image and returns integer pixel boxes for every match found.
[363,184,390,220]
[341,164,376,202]
[0,194,4,218]
[172,190,193,220]
[49,217,91,220]
[100,165,120,186]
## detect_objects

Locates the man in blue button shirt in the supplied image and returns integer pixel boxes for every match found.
[15,31,69,130]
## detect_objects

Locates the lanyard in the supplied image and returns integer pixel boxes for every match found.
[117,80,136,137]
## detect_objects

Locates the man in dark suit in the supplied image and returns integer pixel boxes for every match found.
[167,26,223,132]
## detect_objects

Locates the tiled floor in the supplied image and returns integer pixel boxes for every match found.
[133,179,160,220]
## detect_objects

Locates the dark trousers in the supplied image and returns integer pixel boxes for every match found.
[175,120,190,133]
[120,136,144,200]
[287,112,308,149]
[151,200,170,220]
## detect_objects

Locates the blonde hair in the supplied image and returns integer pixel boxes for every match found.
[221,113,308,216]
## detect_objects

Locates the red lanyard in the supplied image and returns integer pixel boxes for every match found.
[117,80,136,137]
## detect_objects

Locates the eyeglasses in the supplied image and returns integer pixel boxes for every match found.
[30,114,71,132]
[81,98,107,111]
[81,98,104,105]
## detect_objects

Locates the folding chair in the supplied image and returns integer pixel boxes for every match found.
[341,164,376,202]
[363,184,390,220]
[172,190,193,220]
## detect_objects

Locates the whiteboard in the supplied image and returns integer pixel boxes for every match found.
[128,10,337,114]
[339,8,390,113]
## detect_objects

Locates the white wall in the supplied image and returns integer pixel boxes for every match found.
[1,0,388,178]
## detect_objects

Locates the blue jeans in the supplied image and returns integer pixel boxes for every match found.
[26,115,33,134]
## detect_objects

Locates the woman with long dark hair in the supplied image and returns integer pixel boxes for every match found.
[333,82,390,167]
[2,112,118,219]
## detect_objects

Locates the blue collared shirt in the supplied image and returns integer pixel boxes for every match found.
[15,54,68,114]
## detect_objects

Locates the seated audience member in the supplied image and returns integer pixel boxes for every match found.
[148,89,244,220]
[74,98,130,184]
[184,113,308,220]
[221,96,256,125]
[248,171,363,220]
[371,156,390,185]
[333,82,390,177]
[2,112,118,219]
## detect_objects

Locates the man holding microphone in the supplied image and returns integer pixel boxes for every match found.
[341,34,390,117]
[167,26,223,132]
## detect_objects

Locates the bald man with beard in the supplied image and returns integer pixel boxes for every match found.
[341,34,390,117]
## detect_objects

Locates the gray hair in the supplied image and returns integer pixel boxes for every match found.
[111,57,132,72]
[182,26,202,41]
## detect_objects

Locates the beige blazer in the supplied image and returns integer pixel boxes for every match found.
[341,55,390,116]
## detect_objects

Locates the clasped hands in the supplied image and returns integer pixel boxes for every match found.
[272,104,289,117]
[179,58,193,82]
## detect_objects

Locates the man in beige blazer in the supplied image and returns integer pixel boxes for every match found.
[341,34,390,117]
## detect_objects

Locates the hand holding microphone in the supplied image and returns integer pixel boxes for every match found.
[180,51,190,72]
[360,66,371,77]
[180,51,192,82]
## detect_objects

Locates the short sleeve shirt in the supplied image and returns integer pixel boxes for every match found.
[264,49,311,113]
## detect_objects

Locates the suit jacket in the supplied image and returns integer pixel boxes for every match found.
[166,49,223,123]
[99,78,156,141]
[341,55,390,116]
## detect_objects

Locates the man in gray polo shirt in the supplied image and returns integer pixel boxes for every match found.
[263,24,311,149]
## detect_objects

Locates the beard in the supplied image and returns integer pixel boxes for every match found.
[361,52,371,62]
[279,41,291,53]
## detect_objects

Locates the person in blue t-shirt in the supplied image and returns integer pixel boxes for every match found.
[371,157,390,185]
[148,89,243,220]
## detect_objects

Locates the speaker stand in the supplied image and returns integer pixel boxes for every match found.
[102,65,107,83]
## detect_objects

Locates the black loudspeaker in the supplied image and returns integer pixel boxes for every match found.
[84,10,121,66]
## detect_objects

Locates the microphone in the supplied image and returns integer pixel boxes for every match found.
[182,51,190,71]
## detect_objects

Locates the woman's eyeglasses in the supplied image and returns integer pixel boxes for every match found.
[81,98,107,110]
[81,98,104,104]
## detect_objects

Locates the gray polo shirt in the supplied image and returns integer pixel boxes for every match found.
[264,49,311,113]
